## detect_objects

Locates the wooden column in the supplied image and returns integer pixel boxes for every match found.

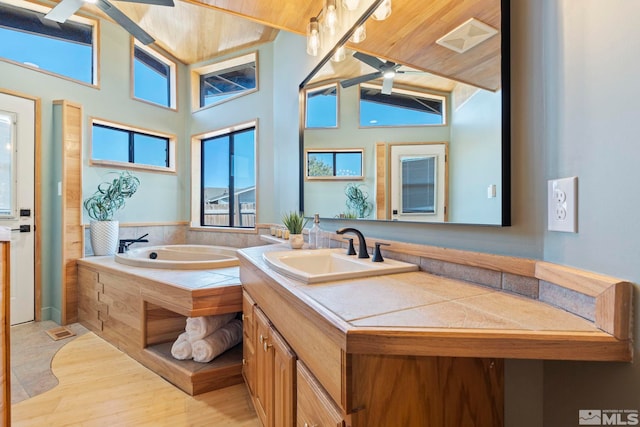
[0,242,10,426]
[54,100,84,325]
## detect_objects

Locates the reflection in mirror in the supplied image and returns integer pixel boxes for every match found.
[300,0,509,226]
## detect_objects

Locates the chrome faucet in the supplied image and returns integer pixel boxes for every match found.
[336,227,369,259]
[118,233,149,253]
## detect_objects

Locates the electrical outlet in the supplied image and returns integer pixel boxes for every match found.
[548,177,578,232]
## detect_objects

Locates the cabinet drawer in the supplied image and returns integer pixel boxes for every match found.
[297,361,344,427]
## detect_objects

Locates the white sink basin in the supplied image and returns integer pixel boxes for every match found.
[262,248,418,284]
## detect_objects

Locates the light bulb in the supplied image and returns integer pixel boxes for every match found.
[383,70,396,79]
[372,0,391,20]
[342,0,359,10]
[307,17,321,56]
[331,46,346,62]
[349,23,366,43]
[324,0,338,35]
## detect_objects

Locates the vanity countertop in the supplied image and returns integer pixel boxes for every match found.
[238,244,632,361]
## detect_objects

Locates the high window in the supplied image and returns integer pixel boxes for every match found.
[193,123,257,228]
[90,119,176,172]
[0,2,95,85]
[305,83,338,128]
[359,83,446,127]
[132,42,176,108]
[191,52,258,111]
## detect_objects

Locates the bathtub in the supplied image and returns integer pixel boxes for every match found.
[114,245,239,270]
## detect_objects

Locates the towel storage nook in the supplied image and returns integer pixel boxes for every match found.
[76,256,244,395]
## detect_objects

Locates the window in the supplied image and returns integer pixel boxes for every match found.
[359,84,446,127]
[0,3,95,84]
[90,119,176,172]
[305,83,338,128]
[191,52,258,111]
[305,149,363,180]
[198,125,256,228]
[132,42,176,108]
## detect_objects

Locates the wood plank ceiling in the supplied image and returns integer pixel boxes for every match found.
[55,0,502,91]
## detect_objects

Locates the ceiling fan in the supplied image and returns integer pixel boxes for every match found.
[340,51,425,95]
[44,0,175,45]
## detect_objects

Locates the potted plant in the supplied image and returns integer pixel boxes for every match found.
[281,211,308,249]
[84,171,140,255]
[344,183,373,219]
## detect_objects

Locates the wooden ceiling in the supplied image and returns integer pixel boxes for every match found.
[52,0,502,91]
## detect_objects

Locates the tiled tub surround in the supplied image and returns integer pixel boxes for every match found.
[76,256,245,395]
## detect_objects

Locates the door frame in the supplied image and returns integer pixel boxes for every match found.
[0,89,42,322]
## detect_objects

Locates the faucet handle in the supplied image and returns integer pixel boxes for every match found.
[345,238,357,256]
[372,242,390,262]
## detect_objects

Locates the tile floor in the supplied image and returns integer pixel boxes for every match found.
[10,320,88,404]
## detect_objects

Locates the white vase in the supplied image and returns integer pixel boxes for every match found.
[89,220,119,256]
[289,234,304,249]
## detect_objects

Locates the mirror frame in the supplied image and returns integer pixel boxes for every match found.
[299,0,511,226]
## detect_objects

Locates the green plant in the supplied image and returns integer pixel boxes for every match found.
[84,171,140,221]
[344,183,372,218]
[281,211,309,234]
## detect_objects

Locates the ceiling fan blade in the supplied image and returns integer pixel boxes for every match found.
[115,0,175,6]
[353,51,386,70]
[96,0,155,45]
[340,71,383,89]
[44,0,84,23]
[381,75,394,94]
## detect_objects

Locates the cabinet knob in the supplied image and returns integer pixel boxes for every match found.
[241,313,245,321]
[259,334,265,344]
[263,341,272,352]
[242,358,246,365]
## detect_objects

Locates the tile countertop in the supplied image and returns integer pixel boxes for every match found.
[238,244,632,362]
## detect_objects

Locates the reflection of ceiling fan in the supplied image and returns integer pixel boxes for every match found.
[340,52,425,95]
[44,0,175,45]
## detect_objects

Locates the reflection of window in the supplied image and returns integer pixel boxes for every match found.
[305,149,363,180]
[0,3,95,84]
[359,83,446,127]
[199,125,256,228]
[90,119,176,172]
[192,52,258,110]
[305,83,338,128]
[133,42,176,108]
[401,156,436,214]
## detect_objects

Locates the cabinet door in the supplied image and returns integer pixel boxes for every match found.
[254,308,273,427]
[242,291,257,395]
[272,328,296,427]
[297,361,344,427]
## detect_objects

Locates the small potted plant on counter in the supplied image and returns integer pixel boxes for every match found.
[84,171,140,255]
[281,211,308,249]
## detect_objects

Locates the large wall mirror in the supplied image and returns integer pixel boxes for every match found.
[299,0,510,226]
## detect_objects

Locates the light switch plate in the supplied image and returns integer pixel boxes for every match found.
[548,177,578,232]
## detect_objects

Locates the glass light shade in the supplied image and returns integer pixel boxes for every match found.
[349,23,366,43]
[342,0,359,10]
[323,0,339,35]
[307,17,321,56]
[372,0,391,20]
[331,46,347,62]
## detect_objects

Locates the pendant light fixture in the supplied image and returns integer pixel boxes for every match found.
[323,0,339,35]
[349,23,366,43]
[372,0,391,20]
[342,0,359,11]
[331,45,347,62]
[306,17,321,56]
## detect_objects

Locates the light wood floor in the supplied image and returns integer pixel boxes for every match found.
[12,332,259,426]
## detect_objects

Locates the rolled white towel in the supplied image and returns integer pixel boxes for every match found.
[185,313,236,342]
[192,319,243,363]
[170,332,192,360]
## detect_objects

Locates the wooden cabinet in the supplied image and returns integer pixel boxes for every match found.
[296,361,344,427]
[244,293,296,427]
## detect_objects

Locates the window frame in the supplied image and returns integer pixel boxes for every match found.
[304,148,364,181]
[131,39,177,109]
[0,0,99,87]
[190,51,258,112]
[304,82,339,129]
[89,118,177,173]
[191,120,258,229]
[359,83,447,128]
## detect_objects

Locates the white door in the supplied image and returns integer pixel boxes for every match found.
[0,93,35,325]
